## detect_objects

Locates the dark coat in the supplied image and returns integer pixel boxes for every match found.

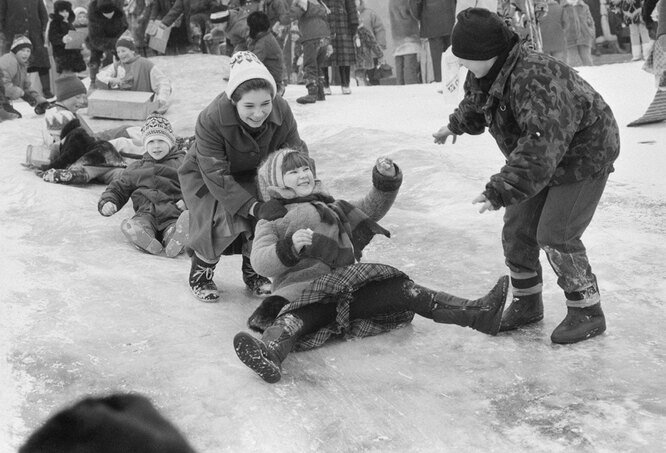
[326,0,359,66]
[87,0,128,53]
[178,93,307,259]
[265,0,290,26]
[409,0,455,39]
[48,14,87,73]
[160,0,217,40]
[247,31,283,86]
[99,148,185,229]
[0,0,50,69]
[447,41,620,209]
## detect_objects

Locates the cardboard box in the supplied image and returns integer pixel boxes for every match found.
[65,29,88,50]
[87,90,157,120]
[148,25,172,54]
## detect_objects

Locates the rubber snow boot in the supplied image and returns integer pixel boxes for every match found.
[189,254,220,302]
[431,276,509,336]
[499,293,544,332]
[316,77,326,101]
[296,83,318,104]
[163,210,189,258]
[233,314,302,383]
[551,303,606,344]
[242,255,271,296]
[121,219,163,255]
[2,103,22,118]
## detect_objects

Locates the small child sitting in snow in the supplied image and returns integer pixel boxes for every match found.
[98,114,188,257]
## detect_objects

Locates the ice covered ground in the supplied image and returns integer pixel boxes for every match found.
[1,55,665,452]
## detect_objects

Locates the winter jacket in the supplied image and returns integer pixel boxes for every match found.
[447,40,620,209]
[98,148,185,229]
[178,93,308,260]
[409,0,456,39]
[96,55,172,105]
[609,0,645,26]
[0,0,50,69]
[562,1,595,47]
[48,14,87,73]
[265,0,291,26]
[389,0,421,56]
[290,0,330,42]
[87,0,128,54]
[251,167,403,303]
[359,6,386,49]
[0,51,47,104]
[160,0,216,42]
[225,3,263,52]
[326,0,359,66]
[247,31,283,87]
[540,0,566,53]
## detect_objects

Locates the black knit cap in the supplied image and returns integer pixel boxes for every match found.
[451,8,513,61]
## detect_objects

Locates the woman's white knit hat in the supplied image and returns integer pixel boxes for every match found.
[225,51,277,99]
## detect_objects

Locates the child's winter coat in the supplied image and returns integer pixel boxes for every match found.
[247,31,283,87]
[289,0,331,42]
[48,10,87,73]
[562,0,596,48]
[96,55,172,105]
[0,51,47,104]
[98,147,185,229]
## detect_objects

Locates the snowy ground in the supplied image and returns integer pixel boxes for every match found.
[1,55,665,452]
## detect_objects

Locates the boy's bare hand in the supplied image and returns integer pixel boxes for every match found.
[433,125,457,145]
[101,202,117,216]
[292,228,313,253]
[375,157,396,177]
[472,194,495,213]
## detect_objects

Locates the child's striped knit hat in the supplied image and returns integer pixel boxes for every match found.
[11,35,32,53]
[141,114,175,148]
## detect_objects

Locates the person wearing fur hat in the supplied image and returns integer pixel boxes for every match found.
[95,33,172,113]
[19,393,196,453]
[432,8,620,344]
[48,1,88,75]
[177,50,308,302]
[246,11,284,96]
[98,114,188,257]
[0,0,53,98]
[0,35,50,116]
[233,148,509,383]
[86,0,128,89]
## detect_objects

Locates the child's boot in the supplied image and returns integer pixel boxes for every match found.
[316,76,326,101]
[296,83,318,104]
[242,255,271,296]
[121,219,163,255]
[499,293,544,332]
[430,276,509,335]
[233,313,302,383]
[163,210,189,258]
[551,283,605,344]
[42,168,88,184]
[189,253,220,302]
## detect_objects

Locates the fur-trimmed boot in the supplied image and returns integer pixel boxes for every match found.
[431,276,509,335]
[316,76,326,101]
[242,255,271,296]
[41,168,88,184]
[499,293,544,332]
[233,313,302,383]
[296,83,318,104]
[189,253,220,302]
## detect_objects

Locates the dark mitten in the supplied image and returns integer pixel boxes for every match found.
[253,200,288,221]
[247,295,290,333]
[34,102,51,115]
[3,103,22,118]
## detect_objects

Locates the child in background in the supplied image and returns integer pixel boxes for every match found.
[290,0,332,104]
[233,148,508,383]
[0,36,51,117]
[98,114,188,257]
[562,0,596,66]
[204,5,231,55]
[247,11,285,96]
[48,1,87,75]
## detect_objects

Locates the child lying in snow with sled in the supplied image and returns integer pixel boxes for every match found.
[233,148,509,383]
[97,114,189,257]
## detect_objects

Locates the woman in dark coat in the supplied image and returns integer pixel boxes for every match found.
[323,0,359,94]
[148,0,191,55]
[410,0,456,82]
[0,0,53,97]
[48,1,87,74]
[87,0,128,87]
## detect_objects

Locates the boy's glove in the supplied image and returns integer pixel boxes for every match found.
[100,201,118,216]
[252,200,287,221]
[34,101,51,115]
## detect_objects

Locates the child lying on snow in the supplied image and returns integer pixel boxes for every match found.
[98,114,189,257]
[233,148,509,383]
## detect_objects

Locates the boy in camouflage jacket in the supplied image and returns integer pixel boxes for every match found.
[433,8,620,344]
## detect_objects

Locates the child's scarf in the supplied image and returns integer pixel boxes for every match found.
[283,193,390,268]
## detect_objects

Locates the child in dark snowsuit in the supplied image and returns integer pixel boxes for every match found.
[48,1,87,75]
[433,9,620,344]
[247,11,284,96]
[233,148,509,383]
[98,114,188,257]
[87,0,128,88]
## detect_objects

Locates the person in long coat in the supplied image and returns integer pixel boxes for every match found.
[149,0,193,55]
[177,51,308,303]
[48,1,87,74]
[0,0,53,98]
[323,0,359,94]
[409,0,456,83]
[87,0,128,87]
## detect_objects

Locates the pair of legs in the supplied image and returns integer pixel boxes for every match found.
[500,175,609,343]
[395,53,420,85]
[42,165,125,185]
[296,38,328,104]
[121,214,185,257]
[567,45,593,66]
[428,35,449,83]
[320,66,352,93]
[235,274,509,383]
[28,67,53,99]
[629,23,653,60]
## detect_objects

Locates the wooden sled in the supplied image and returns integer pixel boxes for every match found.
[627,90,666,127]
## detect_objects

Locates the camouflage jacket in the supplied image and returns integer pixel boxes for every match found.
[447,42,620,209]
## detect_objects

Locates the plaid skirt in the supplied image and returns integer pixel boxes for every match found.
[280,263,415,351]
[643,35,666,87]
